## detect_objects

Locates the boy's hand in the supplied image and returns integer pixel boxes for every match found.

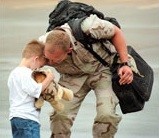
[45,70,54,82]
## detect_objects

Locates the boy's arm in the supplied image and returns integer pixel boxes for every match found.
[41,71,54,93]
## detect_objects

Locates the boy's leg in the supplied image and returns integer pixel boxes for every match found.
[10,117,40,138]
[31,120,40,138]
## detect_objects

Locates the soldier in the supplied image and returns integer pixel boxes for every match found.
[39,14,133,138]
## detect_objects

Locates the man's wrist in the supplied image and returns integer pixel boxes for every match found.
[120,62,130,67]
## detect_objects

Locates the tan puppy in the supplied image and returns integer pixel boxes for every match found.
[32,70,74,111]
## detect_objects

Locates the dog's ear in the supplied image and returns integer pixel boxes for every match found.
[32,71,46,83]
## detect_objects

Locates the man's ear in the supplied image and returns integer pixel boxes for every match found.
[67,47,73,54]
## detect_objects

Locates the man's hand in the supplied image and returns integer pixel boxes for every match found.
[118,66,133,85]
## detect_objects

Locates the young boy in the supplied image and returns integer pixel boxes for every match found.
[8,40,54,138]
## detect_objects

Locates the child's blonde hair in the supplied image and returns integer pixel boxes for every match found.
[22,40,45,59]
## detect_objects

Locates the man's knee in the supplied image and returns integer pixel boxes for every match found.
[95,112,121,124]
[93,114,122,138]
[50,112,74,138]
[93,122,116,138]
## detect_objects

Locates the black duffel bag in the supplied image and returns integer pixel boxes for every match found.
[110,46,154,114]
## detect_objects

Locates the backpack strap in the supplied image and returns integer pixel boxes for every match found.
[104,17,121,29]
[68,17,110,67]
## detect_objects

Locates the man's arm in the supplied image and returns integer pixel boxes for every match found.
[111,25,133,85]
[81,14,133,85]
[111,26,128,63]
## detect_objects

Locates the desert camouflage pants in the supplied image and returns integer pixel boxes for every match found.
[50,72,122,138]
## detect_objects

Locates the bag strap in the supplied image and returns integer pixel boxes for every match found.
[68,17,110,67]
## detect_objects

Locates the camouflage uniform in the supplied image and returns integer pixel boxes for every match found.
[41,14,124,138]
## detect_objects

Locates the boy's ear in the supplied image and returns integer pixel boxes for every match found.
[34,56,39,61]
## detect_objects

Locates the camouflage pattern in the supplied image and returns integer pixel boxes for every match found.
[39,15,138,138]
[32,70,73,111]
[50,69,122,138]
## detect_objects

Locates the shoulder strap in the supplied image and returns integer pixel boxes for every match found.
[68,18,109,67]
